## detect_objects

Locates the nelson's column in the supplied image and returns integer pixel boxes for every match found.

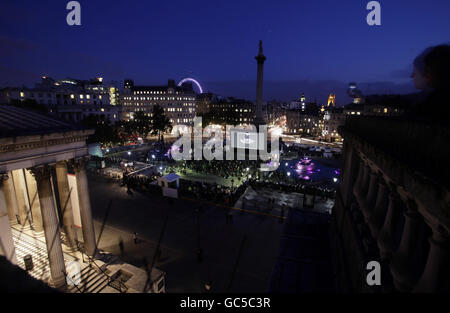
[254,40,266,127]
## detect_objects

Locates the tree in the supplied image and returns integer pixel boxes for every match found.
[150,104,172,142]
[116,119,136,144]
[133,111,152,139]
[81,115,120,147]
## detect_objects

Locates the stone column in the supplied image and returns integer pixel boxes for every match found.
[390,199,421,292]
[12,169,31,229]
[254,40,266,126]
[72,157,96,256]
[368,179,388,239]
[55,161,77,251]
[413,225,449,292]
[0,173,17,265]
[3,171,19,224]
[24,169,44,234]
[30,165,66,289]
[377,190,402,260]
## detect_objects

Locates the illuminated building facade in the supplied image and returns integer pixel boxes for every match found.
[195,93,218,115]
[209,97,255,126]
[290,93,307,111]
[328,93,336,107]
[322,107,345,142]
[285,102,320,136]
[0,76,121,123]
[120,79,196,126]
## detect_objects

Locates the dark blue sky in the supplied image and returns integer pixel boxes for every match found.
[1,0,449,104]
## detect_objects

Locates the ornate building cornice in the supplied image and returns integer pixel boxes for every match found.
[0,135,91,154]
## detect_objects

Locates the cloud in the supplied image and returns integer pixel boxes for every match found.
[0,65,41,87]
[204,79,416,105]
[0,35,40,58]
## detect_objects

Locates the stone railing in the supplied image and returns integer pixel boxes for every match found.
[332,116,450,292]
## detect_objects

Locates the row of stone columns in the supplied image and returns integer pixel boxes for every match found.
[0,157,96,289]
[0,174,17,265]
[348,151,449,292]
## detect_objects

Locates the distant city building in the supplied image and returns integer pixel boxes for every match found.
[362,94,407,116]
[347,82,364,104]
[290,93,307,111]
[343,102,364,116]
[0,76,121,123]
[265,100,286,125]
[322,107,345,142]
[285,102,320,136]
[209,97,255,126]
[120,79,196,126]
[327,93,336,107]
[195,92,218,115]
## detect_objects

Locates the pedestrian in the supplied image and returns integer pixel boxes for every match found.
[118,238,124,257]
[133,232,138,244]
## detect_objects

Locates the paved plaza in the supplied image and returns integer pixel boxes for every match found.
[87,174,286,292]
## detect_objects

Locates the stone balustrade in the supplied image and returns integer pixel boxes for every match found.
[332,116,450,293]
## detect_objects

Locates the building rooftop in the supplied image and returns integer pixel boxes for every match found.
[0,105,86,138]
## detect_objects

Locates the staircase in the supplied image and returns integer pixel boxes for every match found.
[11,228,111,293]
[67,264,110,293]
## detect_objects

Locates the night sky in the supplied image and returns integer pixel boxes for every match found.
[1,0,449,104]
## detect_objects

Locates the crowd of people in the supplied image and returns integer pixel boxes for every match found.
[178,179,249,206]
[122,173,162,195]
[168,159,261,182]
[92,149,336,206]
